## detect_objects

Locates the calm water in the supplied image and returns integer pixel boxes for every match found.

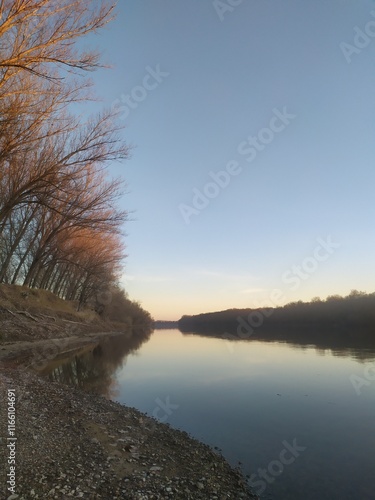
[40,329,375,500]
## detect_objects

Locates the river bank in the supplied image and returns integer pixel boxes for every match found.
[0,331,257,499]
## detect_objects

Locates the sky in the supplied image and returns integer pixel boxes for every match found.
[84,0,375,320]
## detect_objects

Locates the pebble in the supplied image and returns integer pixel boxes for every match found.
[0,364,256,500]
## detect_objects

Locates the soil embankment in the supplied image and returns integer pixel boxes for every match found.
[0,284,121,345]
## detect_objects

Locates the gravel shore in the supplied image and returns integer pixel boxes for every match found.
[0,360,257,499]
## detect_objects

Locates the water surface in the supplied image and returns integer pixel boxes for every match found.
[41,329,375,500]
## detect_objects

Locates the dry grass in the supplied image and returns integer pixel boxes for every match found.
[0,284,111,343]
[0,284,93,318]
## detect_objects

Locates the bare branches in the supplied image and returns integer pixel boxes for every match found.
[0,0,131,308]
[0,1,115,86]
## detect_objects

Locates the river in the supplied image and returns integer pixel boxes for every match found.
[39,328,375,500]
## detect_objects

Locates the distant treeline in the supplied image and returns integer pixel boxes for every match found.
[153,320,179,329]
[178,291,375,350]
[97,287,153,328]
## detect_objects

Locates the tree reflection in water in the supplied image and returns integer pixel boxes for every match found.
[40,328,152,398]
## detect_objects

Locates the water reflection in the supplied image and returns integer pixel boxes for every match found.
[38,328,375,500]
[39,328,152,398]
[181,327,375,362]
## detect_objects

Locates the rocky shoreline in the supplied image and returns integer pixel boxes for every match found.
[0,337,257,500]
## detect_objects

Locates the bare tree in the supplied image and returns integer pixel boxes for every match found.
[0,1,115,87]
[0,1,132,310]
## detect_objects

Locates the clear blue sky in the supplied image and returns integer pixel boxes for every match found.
[86,0,375,320]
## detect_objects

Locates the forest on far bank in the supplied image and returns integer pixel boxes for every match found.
[178,291,375,349]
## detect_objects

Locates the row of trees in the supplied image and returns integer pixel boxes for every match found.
[0,1,132,309]
[179,291,375,360]
[179,290,375,335]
